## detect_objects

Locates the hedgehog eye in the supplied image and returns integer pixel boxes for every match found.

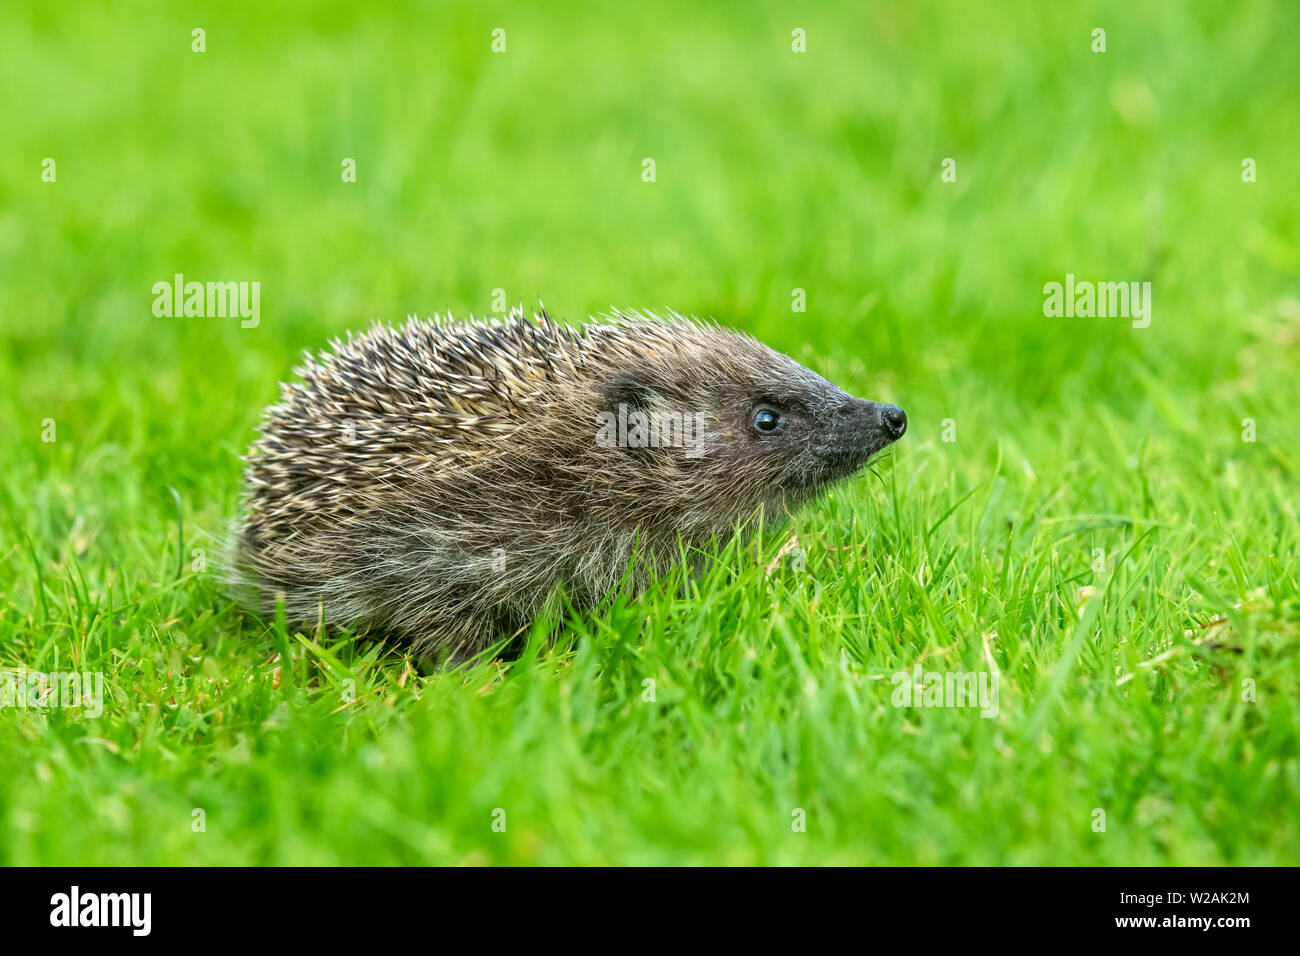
[752,408,784,434]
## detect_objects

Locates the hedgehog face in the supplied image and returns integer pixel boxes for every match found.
[593,335,905,531]
[707,363,907,505]
[735,388,907,495]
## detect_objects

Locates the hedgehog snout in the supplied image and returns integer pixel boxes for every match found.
[840,397,906,448]
[824,398,904,474]
[804,397,903,484]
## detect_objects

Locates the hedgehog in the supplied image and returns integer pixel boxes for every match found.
[229,307,907,664]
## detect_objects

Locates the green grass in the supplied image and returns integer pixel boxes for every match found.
[1,0,1298,865]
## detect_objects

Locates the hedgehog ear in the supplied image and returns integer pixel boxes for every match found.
[603,373,656,412]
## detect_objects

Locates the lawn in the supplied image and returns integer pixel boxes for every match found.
[0,0,1297,865]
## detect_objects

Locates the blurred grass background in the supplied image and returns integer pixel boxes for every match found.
[0,0,1297,864]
